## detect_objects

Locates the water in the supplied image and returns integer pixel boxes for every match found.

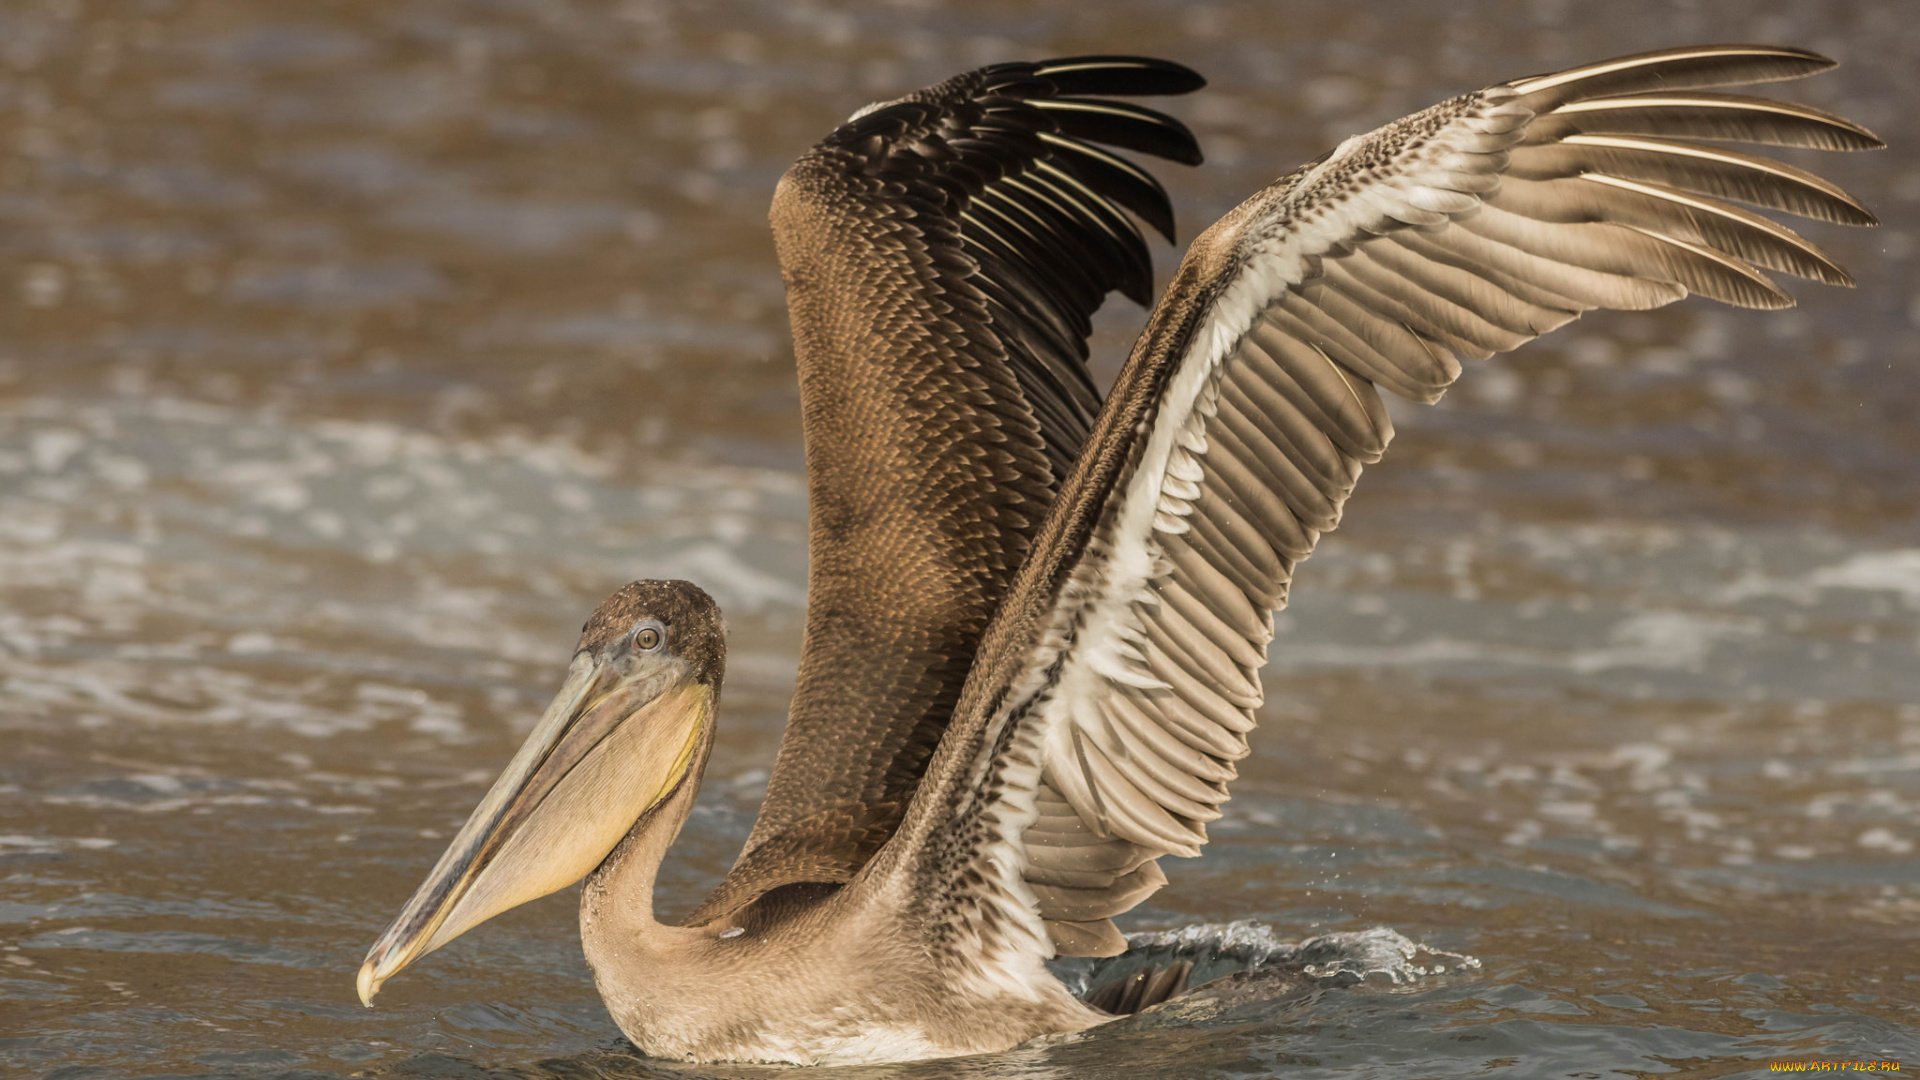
[2,0,1916,1076]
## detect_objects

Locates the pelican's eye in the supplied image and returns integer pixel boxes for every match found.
[632,621,666,652]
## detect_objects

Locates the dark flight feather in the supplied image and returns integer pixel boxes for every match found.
[693,56,1204,928]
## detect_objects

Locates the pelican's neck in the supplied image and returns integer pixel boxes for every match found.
[581,724,713,934]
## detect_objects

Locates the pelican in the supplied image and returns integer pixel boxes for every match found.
[356,46,1879,1065]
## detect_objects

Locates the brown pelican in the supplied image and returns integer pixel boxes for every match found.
[356,46,1878,1065]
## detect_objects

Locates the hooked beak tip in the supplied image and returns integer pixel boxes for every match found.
[356,960,381,1008]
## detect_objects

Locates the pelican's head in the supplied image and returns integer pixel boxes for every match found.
[356,579,724,1006]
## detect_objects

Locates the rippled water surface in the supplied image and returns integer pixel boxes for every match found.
[3,1,1918,1077]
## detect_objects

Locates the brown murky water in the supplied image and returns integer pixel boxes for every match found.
[2,1,1917,1077]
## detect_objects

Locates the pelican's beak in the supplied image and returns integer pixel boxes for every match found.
[356,651,710,1006]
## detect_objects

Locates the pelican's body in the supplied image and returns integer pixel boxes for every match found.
[358,47,1879,1065]
[580,805,1097,1062]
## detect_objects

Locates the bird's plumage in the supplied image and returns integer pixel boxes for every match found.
[362,44,1878,1066]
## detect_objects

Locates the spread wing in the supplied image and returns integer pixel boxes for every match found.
[872,45,1879,967]
[691,58,1205,923]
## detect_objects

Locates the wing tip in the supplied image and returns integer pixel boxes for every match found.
[1851,130,1890,153]
[1032,55,1207,97]
[1508,42,1847,103]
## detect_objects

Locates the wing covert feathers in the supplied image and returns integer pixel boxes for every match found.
[710,57,1202,927]
[880,45,1875,969]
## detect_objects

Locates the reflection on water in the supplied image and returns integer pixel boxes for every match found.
[2,0,1917,1076]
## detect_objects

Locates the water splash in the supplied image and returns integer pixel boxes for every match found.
[1054,921,1480,1002]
